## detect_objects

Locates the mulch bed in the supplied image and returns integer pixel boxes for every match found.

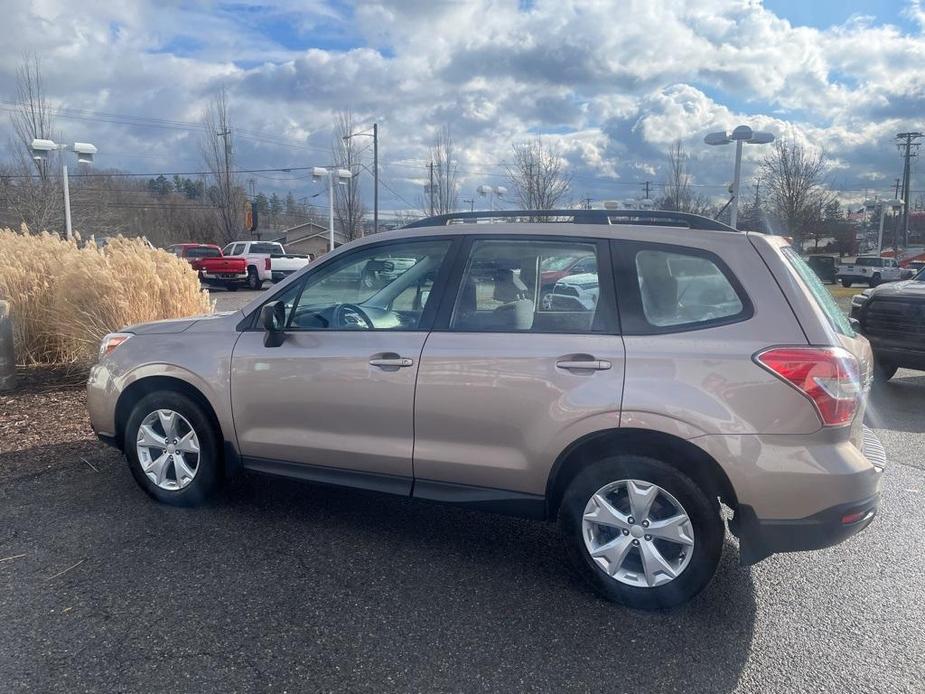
[1,364,115,482]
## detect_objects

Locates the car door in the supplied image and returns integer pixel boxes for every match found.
[412,235,625,503]
[230,236,457,492]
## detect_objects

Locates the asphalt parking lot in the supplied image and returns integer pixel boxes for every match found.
[1,288,923,693]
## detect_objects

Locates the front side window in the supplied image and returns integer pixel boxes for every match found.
[450,239,613,333]
[283,239,451,330]
[635,249,744,328]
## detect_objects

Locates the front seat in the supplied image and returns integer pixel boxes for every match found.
[491,269,535,330]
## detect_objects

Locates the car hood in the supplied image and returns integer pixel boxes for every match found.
[125,311,239,335]
[868,279,925,299]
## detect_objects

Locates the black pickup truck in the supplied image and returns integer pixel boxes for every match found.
[851,268,925,381]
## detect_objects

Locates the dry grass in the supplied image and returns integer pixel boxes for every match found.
[0,228,212,364]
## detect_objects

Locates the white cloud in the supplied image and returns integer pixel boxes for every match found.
[1,0,924,210]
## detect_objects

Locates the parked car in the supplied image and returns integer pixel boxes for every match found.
[806,255,837,284]
[837,256,906,287]
[850,266,925,381]
[539,252,597,292]
[166,244,249,291]
[88,209,884,610]
[541,272,599,310]
[221,241,312,290]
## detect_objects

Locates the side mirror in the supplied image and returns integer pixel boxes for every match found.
[259,300,286,347]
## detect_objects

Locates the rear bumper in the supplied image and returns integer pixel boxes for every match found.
[731,493,879,565]
[728,427,886,565]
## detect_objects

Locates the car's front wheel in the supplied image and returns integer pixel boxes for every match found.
[247,267,263,290]
[841,279,852,288]
[559,454,723,609]
[125,391,222,506]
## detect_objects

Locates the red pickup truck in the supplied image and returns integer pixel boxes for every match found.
[166,244,249,291]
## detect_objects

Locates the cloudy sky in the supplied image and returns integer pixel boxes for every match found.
[3,0,925,215]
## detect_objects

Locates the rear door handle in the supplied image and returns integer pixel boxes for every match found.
[556,359,611,371]
[369,357,414,368]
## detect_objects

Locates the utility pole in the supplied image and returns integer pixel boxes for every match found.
[217,127,232,218]
[463,198,474,212]
[643,181,651,199]
[584,197,592,210]
[894,177,901,200]
[896,132,922,252]
[373,123,378,234]
[428,162,435,216]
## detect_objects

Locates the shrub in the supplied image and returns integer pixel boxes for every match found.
[0,228,212,364]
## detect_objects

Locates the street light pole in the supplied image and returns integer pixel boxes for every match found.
[704,125,774,230]
[731,139,744,229]
[313,167,353,252]
[30,139,97,241]
[62,164,73,240]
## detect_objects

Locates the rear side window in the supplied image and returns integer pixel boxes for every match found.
[185,247,220,258]
[782,247,856,337]
[634,249,744,328]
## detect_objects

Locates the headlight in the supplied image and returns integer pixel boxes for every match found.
[99,332,132,360]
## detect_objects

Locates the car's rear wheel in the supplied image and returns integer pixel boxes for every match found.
[125,391,221,506]
[841,279,852,288]
[559,454,723,609]
[247,267,263,290]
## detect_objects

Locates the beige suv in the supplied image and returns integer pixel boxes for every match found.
[87,210,885,609]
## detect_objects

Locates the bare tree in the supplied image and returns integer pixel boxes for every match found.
[200,87,245,244]
[505,137,572,210]
[659,141,715,216]
[331,110,367,241]
[760,139,832,248]
[6,53,62,232]
[428,125,458,215]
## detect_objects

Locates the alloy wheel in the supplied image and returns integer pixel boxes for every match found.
[581,479,695,588]
[135,409,201,491]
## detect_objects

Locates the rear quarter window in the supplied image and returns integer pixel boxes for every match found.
[782,247,856,337]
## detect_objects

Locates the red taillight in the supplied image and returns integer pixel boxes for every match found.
[755,346,862,427]
[265,257,271,271]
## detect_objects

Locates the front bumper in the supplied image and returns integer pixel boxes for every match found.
[729,427,885,565]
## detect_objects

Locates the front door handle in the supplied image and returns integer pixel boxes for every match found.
[556,359,612,371]
[369,356,414,368]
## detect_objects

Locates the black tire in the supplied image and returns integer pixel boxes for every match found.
[869,273,881,288]
[124,391,222,507]
[247,267,263,291]
[873,359,897,383]
[559,454,723,610]
[840,279,852,288]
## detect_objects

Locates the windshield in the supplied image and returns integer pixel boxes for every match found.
[782,247,855,337]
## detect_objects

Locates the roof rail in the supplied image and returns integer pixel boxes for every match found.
[400,209,736,232]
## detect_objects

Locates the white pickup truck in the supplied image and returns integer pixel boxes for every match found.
[836,256,910,288]
[221,241,313,290]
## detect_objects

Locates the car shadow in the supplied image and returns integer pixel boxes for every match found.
[221,471,758,692]
[866,369,925,434]
[2,445,757,692]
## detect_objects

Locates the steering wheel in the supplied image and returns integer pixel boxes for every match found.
[332,303,375,329]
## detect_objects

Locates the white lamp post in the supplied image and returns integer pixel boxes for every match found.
[865,198,904,254]
[31,138,97,240]
[477,185,506,212]
[313,167,353,252]
[704,126,774,229]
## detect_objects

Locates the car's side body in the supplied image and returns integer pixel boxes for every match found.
[89,220,883,573]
